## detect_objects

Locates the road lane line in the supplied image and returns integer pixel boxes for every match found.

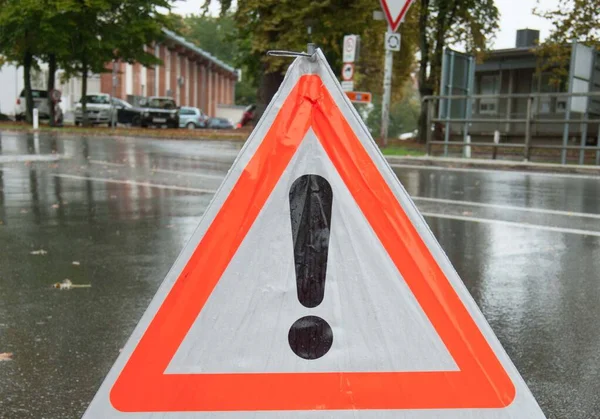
[88,160,126,167]
[389,163,600,180]
[421,212,600,237]
[150,167,225,180]
[53,174,217,194]
[413,196,600,220]
[0,155,63,163]
[88,160,226,179]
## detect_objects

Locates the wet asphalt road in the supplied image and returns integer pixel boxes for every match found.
[0,131,599,418]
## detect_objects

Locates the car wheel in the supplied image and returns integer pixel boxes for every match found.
[186,122,195,130]
[132,115,141,127]
[75,121,80,126]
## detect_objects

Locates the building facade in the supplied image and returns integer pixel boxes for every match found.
[101,30,237,117]
[0,29,237,118]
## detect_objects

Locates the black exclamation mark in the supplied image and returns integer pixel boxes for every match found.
[288,175,334,360]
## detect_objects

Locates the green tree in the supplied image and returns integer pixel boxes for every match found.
[205,0,419,114]
[534,0,600,83]
[60,0,173,125]
[179,13,257,105]
[416,0,500,142]
[0,0,48,123]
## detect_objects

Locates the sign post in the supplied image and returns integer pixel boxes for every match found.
[379,0,415,146]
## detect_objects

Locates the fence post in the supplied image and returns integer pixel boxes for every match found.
[426,99,434,156]
[596,124,600,166]
[524,96,533,161]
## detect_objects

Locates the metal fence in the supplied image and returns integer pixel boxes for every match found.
[423,91,600,165]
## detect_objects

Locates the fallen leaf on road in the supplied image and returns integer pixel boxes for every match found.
[51,204,59,209]
[0,353,13,362]
[72,261,80,266]
[20,209,29,214]
[462,211,473,216]
[30,249,48,256]
[52,279,91,290]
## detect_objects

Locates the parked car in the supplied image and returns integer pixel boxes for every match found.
[179,106,208,129]
[15,89,63,124]
[206,117,234,130]
[128,97,179,128]
[74,94,132,126]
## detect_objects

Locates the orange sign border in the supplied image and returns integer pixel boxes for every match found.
[110,74,515,412]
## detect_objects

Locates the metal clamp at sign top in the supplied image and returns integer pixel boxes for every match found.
[266,44,318,61]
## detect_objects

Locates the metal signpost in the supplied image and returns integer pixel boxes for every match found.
[379,0,415,146]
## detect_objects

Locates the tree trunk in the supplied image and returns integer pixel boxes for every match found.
[47,54,57,127]
[81,59,89,126]
[256,66,284,120]
[23,51,34,124]
[417,0,431,143]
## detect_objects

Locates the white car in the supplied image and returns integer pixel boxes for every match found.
[15,89,63,124]
[74,94,132,126]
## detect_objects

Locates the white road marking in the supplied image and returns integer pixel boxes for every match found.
[0,154,62,163]
[421,212,600,237]
[389,163,600,180]
[88,160,126,167]
[53,173,600,237]
[88,160,225,179]
[53,174,217,194]
[150,167,225,180]
[413,196,600,220]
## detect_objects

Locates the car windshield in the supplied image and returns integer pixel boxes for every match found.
[20,90,48,99]
[148,98,177,109]
[114,99,132,108]
[82,95,110,104]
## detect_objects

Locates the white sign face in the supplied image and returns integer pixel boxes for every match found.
[341,80,354,92]
[385,33,401,52]
[343,35,359,63]
[380,0,415,32]
[342,63,355,81]
[83,50,546,419]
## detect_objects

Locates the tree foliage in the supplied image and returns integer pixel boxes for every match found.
[417,0,499,142]
[534,0,600,83]
[177,12,256,105]
[0,0,173,124]
[205,0,419,111]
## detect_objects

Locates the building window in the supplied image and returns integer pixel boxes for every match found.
[479,74,500,114]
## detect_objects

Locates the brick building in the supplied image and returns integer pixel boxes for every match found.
[100,29,237,117]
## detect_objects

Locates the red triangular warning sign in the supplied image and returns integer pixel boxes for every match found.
[83,50,545,417]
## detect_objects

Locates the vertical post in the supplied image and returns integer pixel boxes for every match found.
[33,108,39,130]
[579,51,595,165]
[111,60,117,128]
[464,135,471,158]
[380,30,395,147]
[562,42,577,164]
[524,96,533,161]
[444,51,455,157]
[596,124,600,166]
[463,55,475,147]
[426,99,434,155]
[493,130,500,160]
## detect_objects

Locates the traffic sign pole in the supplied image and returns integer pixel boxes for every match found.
[380,30,396,147]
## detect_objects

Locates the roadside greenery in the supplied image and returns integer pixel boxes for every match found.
[534,0,600,84]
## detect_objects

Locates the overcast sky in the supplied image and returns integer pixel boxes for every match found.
[173,0,560,50]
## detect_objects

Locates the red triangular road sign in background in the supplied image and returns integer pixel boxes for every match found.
[380,0,415,32]
[83,50,545,418]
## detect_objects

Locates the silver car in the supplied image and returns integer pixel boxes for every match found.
[179,106,208,129]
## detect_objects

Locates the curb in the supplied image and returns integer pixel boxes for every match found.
[385,156,600,176]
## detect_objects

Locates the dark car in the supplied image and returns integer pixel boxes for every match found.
[126,97,179,128]
[206,117,234,130]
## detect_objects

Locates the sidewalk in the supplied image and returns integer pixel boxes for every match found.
[386,155,600,176]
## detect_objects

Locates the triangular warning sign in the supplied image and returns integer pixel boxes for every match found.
[83,50,545,418]
[380,0,414,33]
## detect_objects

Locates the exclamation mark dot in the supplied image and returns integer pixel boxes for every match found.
[288,175,334,360]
